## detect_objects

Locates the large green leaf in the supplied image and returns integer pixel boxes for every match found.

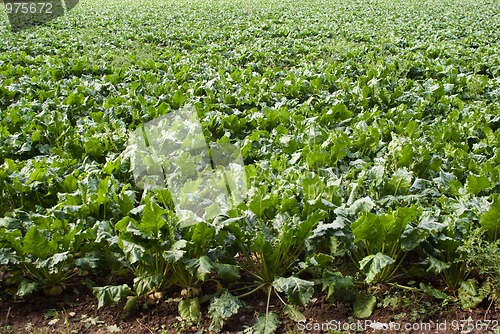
[120,239,146,264]
[0,247,20,265]
[178,298,201,322]
[23,227,50,260]
[213,263,240,282]
[272,276,314,306]
[253,312,280,334]
[185,255,213,281]
[359,253,395,283]
[93,284,132,309]
[466,175,490,195]
[402,211,443,250]
[133,274,164,296]
[165,240,187,262]
[419,283,451,300]
[35,252,71,274]
[353,294,376,318]
[392,205,420,240]
[351,212,384,246]
[480,194,500,240]
[458,279,488,310]
[433,170,462,195]
[427,255,451,274]
[16,280,38,297]
[346,197,376,216]
[140,196,166,236]
[189,222,215,247]
[321,270,355,302]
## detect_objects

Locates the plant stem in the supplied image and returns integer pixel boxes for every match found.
[265,285,272,318]
[235,283,266,299]
[387,282,420,292]
[273,289,287,306]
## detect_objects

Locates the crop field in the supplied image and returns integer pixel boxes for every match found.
[1,0,500,332]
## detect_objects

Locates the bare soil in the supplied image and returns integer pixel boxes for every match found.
[1,283,498,334]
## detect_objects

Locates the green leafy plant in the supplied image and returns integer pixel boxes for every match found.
[349,205,439,284]
[208,291,244,332]
[0,212,97,296]
[424,217,472,293]
[94,192,233,322]
[459,228,500,310]
[219,210,323,332]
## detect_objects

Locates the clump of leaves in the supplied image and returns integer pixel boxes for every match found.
[424,221,471,294]
[349,205,439,284]
[0,213,97,297]
[94,192,235,326]
[459,228,500,309]
[218,210,323,333]
[208,291,244,332]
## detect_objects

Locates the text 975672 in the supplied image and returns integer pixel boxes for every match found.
[4,2,53,14]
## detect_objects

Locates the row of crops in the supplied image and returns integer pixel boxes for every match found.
[1,0,500,331]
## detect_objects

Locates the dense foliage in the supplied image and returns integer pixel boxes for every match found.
[1,0,500,331]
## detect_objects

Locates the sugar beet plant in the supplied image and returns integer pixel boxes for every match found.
[349,205,441,284]
[218,211,320,331]
[94,193,239,315]
[0,210,98,297]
